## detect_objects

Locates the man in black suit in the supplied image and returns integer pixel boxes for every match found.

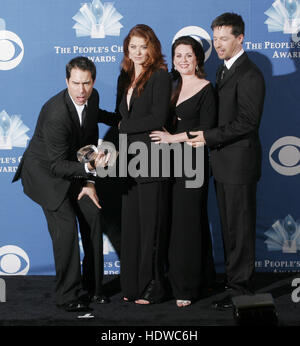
[189,13,265,309]
[13,57,111,312]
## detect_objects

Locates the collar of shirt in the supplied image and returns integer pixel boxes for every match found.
[68,92,88,126]
[224,49,244,70]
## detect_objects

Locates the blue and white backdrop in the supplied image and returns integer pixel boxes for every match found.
[0,0,299,275]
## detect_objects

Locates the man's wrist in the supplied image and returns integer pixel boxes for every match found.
[85,162,97,176]
[186,131,198,139]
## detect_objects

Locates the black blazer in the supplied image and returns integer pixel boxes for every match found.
[204,52,265,184]
[118,68,172,183]
[12,88,111,211]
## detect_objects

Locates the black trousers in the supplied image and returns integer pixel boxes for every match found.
[42,183,103,305]
[120,180,169,301]
[214,180,257,295]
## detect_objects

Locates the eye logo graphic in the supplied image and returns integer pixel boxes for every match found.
[0,18,24,71]
[265,0,300,37]
[265,215,300,253]
[0,245,30,275]
[72,0,123,39]
[269,136,300,176]
[172,26,212,62]
[0,110,30,150]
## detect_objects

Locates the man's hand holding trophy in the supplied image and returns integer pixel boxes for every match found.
[77,142,118,175]
[76,142,118,208]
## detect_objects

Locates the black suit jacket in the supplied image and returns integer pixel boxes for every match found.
[12,88,113,211]
[118,68,172,183]
[204,52,265,184]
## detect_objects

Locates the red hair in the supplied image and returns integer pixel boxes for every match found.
[122,24,167,96]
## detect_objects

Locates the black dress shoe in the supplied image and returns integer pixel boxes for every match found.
[57,300,92,312]
[212,295,233,311]
[90,294,110,304]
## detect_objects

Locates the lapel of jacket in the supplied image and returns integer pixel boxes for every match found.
[120,87,137,117]
[83,88,97,129]
[128,88,137,113]
[65,90,82,133]
[217,52,248,90]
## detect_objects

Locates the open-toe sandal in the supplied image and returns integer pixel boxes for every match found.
[176,299,192,307]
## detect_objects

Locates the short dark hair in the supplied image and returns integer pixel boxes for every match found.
[171,35,206,79]
[170,36,206,105]
[66,56,96,81]
[211,12,245,37]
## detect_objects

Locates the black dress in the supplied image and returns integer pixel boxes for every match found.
[168,83,217,301]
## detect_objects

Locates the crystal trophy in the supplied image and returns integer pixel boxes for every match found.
[77,142,118,173]
[99,141,118,166]
[283,0,300,33]
[91,0,106,38]
[282,215,297,253]
[0,110,12,149]
[77,144,98,164]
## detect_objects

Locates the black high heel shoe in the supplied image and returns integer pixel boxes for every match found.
[135,280,164,305]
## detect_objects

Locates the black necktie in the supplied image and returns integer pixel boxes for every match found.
[220,65,229,80]
[81,105,87,127]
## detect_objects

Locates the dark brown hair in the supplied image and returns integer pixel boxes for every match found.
[66,56,96,81]
[171,36,206,105]
[121,24,167,96]
[211,12,245,37]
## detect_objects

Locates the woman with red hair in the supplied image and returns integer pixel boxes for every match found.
[118,24,171,304]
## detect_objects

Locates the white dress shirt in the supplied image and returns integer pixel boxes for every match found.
[68,93,96,177]
[224,49,244,70]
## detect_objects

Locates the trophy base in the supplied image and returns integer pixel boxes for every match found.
[283,19,300,34]
[0,136,12,150]
[91,24,106,38]
[282,239,297,253]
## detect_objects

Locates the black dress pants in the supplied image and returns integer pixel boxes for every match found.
[42,184,103,305]
[120,180,169,301]
[214,180,257,295]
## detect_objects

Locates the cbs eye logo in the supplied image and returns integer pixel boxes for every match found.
[0,245,30,275]
[172,26,212,62]
[0,18,24,71]
[269,136,300,176]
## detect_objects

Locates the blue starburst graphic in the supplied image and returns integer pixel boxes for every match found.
[0,110,29,149]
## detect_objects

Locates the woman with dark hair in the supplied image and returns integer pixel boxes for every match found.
[150,36,217,307]
[118,24,171,304]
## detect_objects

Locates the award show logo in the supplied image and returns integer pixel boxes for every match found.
[265,0,300,35]
[0,18,24,70]
[173,26,212,62]
[0,110,30,150]
[0,245,30,275]
[265,215,300,253]
[269,136,300,176]
[72,0,123,39]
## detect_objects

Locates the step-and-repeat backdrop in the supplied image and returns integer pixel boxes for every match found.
[0,0,299,275]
